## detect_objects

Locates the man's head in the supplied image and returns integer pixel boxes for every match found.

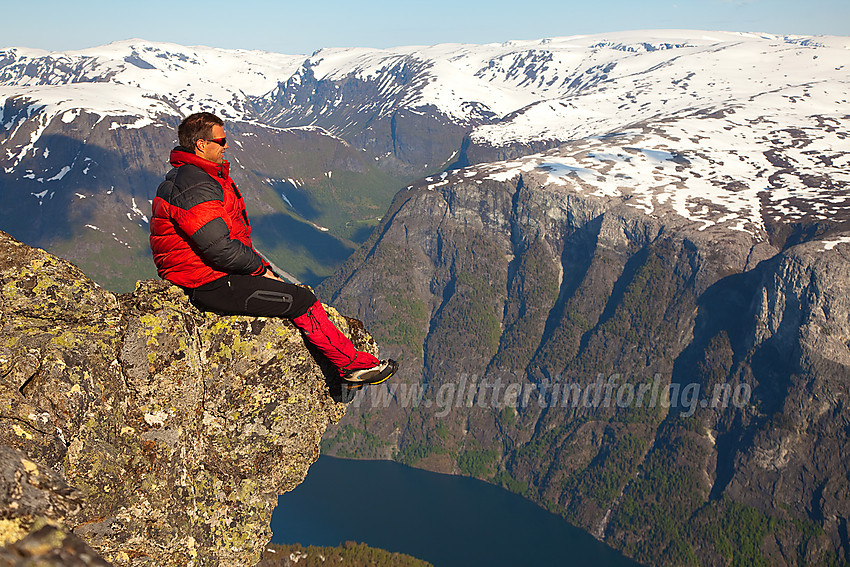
[178,112,228,164]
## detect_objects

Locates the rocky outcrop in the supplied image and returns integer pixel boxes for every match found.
[0,231,366,565]
[0,445,109,567]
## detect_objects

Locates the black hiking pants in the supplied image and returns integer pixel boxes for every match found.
[188,274,316,319]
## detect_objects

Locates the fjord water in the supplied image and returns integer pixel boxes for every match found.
[271,456,643,566]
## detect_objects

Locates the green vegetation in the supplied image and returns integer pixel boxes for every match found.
[324,169,407,236]
[687,498,844,567]
[250,209,356,285]
[245,128,409,241]
[493,238,561,373]
[608,250,668,346]
[259,542,433,567]
[493,470,531,497]
[694,500,780,567]
[395,440,446,466]
[611,375,666,425]
[514,424,573,464]
[609,425,839,567]
[697,331,734,392]
[366,244,430,352]
[819,551,850,567]
[607,424,706,564]
[543,242,696,383]
[457,270,503,352]
[615,491,698,564]
[456,449,497,478]
[49,225,156,293]
[238,126,415,284]
[566,433,647,507]
[530,246,621,373]
[414,228,508,371]
[379,290,429,352]
[498,406,517,429]
[425,267,503,366]
[321,425,391,459]
[512,417,592,471]
[434,423,451,440]
[574,248,670,373]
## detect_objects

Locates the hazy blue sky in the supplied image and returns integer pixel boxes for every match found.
[5,0,848,54]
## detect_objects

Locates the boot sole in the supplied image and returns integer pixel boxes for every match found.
[344,373,393,390]
[343,360,397,388]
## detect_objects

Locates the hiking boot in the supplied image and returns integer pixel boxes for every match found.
[342,359,398,386]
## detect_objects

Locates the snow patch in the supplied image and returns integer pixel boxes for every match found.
[46,165,71,182]
[131,197,149,223]
[822,237,850,251]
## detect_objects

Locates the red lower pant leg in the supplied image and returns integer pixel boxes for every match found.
[291,301,379,375]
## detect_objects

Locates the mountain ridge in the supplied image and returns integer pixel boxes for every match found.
[318,158,850,565]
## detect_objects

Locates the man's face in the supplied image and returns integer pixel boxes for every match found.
[196,124,228,164]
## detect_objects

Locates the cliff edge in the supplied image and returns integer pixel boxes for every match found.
[0,230,364,565]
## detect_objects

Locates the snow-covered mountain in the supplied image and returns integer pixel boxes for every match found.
[3,31,846,139]
[0,30,847,289]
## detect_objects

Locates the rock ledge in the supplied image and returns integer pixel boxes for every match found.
[0,232,364,566]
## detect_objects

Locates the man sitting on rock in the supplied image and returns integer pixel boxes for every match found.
[149,111,396,386]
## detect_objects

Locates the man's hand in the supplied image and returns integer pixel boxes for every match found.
[262,268,284,282]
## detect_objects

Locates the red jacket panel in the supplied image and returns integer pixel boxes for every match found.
[150,148,268,288]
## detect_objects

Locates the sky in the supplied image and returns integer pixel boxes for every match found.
[3,0,848,54]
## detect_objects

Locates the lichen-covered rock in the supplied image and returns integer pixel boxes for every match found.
[0,523,111,567]
[0,231,362,565]
[0,445,83,563]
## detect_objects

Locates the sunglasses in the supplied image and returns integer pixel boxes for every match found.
[205,137,227,146]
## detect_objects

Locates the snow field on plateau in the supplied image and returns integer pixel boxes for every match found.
[461,87,849,238]
[468,33,850,145]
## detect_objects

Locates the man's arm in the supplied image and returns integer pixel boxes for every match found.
[187,215,267,275]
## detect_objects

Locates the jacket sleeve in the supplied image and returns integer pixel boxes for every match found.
[188,215,267,275]
[170,179,267,276]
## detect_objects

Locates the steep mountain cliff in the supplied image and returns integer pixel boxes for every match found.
[0,230,370,566]
[318,118,850,564]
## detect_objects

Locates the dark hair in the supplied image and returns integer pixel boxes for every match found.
[178,112,224,149]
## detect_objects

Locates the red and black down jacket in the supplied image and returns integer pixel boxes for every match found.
[149,147,268,288]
